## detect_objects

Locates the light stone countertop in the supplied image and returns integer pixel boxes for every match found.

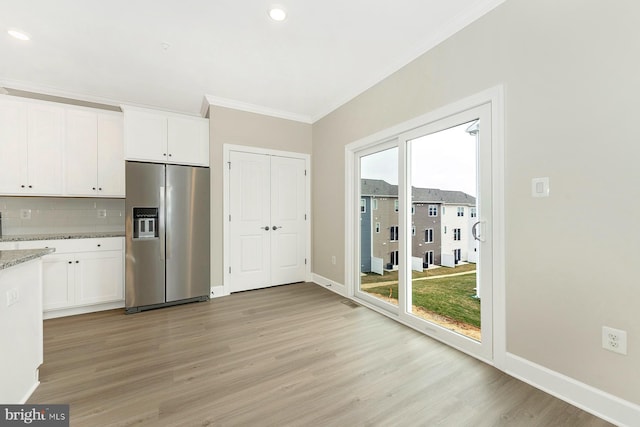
[0,248,56,270]
[0,231,125,242]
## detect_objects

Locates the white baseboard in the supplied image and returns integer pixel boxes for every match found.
[19,377,40,404]
[209,286,228,299]
[311,273,346,296]
[505,353,639,427]
[43,301,124,319]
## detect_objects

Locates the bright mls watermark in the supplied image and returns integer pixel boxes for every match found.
[1,405,69,426]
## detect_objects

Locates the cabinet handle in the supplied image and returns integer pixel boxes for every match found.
[21,185,25,188]
[168,154,172,157]
[92,187,96,190]
[68,261,72,264]
[97,244,101,247]
[163,153,167,156]
[28,185,32,188]
[76,260,79,264]
[98,187,102,191]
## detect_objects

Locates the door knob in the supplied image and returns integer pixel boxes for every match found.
[272,226,282,231]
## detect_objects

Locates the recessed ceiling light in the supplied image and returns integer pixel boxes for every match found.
[268,6,287,22]
[8,29,30,41]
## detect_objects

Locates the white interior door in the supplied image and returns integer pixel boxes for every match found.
[229,151,307,292]
[229,151,271,292]
[270,156,306,285]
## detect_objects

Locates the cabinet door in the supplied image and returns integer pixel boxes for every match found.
[97,113,125,196]
[65,109,98,195]
[167,116,209,166]
[124,110,167,162]
[75,250,124,305]
[27,104,64,195]
[0,98,29,194]
[42,255,75,311]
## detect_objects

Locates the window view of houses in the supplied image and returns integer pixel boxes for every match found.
[358,121,481,340]
[360,179,477,273]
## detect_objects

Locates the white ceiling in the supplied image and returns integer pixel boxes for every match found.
[1,0,504,123]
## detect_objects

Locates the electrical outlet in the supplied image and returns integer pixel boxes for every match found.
[97,209,107,218]
[602,326,627,355]
[20,209,31,220]
[331,256,336,265]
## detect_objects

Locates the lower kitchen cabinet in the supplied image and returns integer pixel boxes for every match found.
[42,250,123,311]
[4,237,125,317]
[42,254,75,311]
[75,250,123,306]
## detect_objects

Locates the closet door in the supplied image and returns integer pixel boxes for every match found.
[228,151,307,292]
[270,156,306,285]
[229,151,271,292]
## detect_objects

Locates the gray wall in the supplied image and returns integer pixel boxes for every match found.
[209,106,312,286]
[311,0,639,405]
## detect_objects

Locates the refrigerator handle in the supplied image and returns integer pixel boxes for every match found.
[166,185,172,260]
[160,186,166,261]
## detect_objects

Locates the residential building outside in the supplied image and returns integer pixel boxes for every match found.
[360,179,475,272]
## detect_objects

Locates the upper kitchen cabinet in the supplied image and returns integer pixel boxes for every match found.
[65,109,125,197]
[123,106,209,166]
[0,97,64,195]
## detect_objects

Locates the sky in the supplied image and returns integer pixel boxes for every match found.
[360,121,478,197]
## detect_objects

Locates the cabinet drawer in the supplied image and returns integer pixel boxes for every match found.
[18,237,123,254]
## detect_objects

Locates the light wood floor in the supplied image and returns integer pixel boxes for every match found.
[29,282,612,427]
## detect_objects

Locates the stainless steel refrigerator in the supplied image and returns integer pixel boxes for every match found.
[125,161,210,313]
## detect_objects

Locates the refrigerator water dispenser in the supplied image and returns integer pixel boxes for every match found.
[133,207,159,239]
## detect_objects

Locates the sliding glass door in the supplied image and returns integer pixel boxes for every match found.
[353,103,494,361]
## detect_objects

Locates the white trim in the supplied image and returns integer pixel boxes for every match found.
[19,378,40,404]
[505,353,640,427]
[209,286,227,299]
[344,85,505,363]
[223,144,312,295]
[43,300,124,320]
[312,274,346,297]
[1,78,206,117]
[206,94,312,124]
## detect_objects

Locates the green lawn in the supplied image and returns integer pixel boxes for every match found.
[364,273,480,328]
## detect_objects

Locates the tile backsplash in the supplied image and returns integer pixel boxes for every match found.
[0,197,125,236]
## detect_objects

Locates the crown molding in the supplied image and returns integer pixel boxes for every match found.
[205,94,312,124]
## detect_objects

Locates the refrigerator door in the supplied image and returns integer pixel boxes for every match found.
[125,162,166,308]
[165,164,210,302]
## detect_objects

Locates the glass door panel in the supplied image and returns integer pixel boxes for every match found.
[358,146,399,309]
[408,121,481,341]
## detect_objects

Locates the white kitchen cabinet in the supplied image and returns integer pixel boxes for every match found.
[167,115,209,165]
[65,109,98,195]
[42,254,75,311]
[26,103,65,195]
[123,106,209,166]
[75,250,123,305]
[65,108,124,197]
[0,98,28,194]
[0,97,64,195]
[16,237,124,317]
[97,113,125,196]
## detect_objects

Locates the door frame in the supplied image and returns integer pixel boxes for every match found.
[344,86,505,369]
[223,144,312,295]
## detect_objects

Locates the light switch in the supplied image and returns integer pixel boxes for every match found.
[532,177,549,198]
